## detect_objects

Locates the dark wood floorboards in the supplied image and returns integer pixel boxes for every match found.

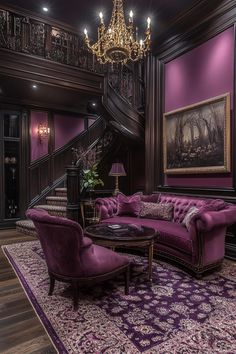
[0,229,56,354]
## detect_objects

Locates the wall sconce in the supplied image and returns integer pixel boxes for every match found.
[38,122,50,143]
[109,162,126,196]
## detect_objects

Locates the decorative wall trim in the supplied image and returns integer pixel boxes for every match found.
[155,0,236,61]
[233,24,236,191]
[156,187,236,202]
[19,110,30,218]
[145,55,157,193]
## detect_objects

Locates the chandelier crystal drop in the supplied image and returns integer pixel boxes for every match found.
[83,0,151,64]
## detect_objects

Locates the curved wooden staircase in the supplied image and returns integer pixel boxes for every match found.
[102,64,145,143]
[16,127,117,236]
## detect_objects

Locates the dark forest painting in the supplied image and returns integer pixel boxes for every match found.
[163,94,230,174]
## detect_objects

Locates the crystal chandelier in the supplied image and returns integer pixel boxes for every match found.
[83,0,151,64]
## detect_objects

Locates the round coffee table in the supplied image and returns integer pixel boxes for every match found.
[85,223,158,281]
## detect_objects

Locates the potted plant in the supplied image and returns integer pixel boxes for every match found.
[81,164,104,199]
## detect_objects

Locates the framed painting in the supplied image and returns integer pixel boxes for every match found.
[163,93,231,174]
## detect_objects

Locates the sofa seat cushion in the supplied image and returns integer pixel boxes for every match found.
[101,216,192,255]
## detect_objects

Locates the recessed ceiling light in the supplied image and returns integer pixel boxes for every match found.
[92,103,96,107]
[32,84,38,89]
[42,7,49,12]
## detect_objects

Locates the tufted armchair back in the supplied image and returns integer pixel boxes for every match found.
[26,208,85,277]
[159,194,207,223]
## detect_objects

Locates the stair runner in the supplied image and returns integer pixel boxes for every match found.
[16,188,67,237]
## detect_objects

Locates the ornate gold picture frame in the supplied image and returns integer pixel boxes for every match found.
[163,93,231,174]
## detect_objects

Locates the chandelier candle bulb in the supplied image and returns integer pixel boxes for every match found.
[99,12,104,23]
[147,17,151,28]
[84,28,88,38]
[129,10,133,22]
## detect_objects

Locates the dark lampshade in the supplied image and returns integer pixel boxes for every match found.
[109,163,126,176]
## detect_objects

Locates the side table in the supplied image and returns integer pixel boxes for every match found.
[80,199,100,229]
[85,223,158,281]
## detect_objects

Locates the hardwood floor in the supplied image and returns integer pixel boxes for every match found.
[0,229,56,354]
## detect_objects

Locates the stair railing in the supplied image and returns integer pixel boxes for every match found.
[106,62,145,112]
[66,128,114,222]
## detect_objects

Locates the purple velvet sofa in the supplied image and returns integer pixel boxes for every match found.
[95,194,236,277]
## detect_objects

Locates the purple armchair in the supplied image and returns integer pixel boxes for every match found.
[26,209,130,310]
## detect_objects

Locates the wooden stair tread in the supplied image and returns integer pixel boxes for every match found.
[34,205,66,211]
[16,220,37,237]
[55,188,67,191]
[16,220,35,230]
[46,196,67,201]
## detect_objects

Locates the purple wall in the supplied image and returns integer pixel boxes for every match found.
[164,28,234,188]
[30,111,49,162]
[54,114,85,150]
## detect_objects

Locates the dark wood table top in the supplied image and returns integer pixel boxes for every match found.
[85,223,158,242]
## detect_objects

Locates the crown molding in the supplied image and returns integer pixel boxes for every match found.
[153,0,236,61]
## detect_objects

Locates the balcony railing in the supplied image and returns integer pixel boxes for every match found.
[0,7,102,73]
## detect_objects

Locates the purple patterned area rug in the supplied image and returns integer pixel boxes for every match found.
[2,241,236,354]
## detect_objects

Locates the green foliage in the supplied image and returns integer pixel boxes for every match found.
[81,164,104,190]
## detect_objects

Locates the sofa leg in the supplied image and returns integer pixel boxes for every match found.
[195,272,203,279]
[73,282,79,311]
[48,274,55,295]
[125,267,130,295]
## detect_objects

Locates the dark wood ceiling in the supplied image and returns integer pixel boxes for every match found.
[1,0,200,43]
[0,75,100,115]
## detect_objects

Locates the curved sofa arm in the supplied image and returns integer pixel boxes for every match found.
[195,205,236,232]
[95,197,118,220]
[81,236,93,248]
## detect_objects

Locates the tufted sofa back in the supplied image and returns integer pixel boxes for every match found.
[95,197,118,219]
[159,194,208,223]
[95,194,211,223]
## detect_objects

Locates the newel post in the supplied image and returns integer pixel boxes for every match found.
[66,165,82,224]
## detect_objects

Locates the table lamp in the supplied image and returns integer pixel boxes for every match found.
[109,163,126,196]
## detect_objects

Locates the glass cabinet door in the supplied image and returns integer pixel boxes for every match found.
[2,112,21,220]
[4,113,19,138]
[4,140,20,219]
